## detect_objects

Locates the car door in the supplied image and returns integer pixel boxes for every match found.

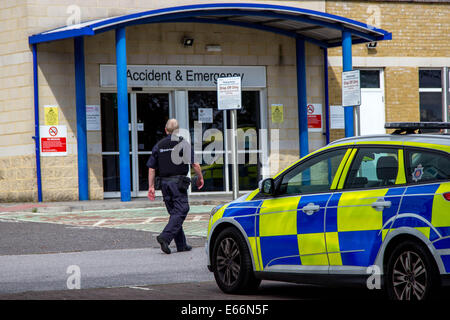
[257,147,351,272]
[328,146,405,269]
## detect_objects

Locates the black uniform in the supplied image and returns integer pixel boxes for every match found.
[147,134,194,251]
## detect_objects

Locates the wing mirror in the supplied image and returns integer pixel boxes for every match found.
[259,178,275,195]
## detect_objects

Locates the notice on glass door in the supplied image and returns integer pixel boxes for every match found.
[86,105,101,131]
[198,108,213,123]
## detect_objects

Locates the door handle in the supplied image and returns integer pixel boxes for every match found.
[371,199,391,211]
[302,203,320,215]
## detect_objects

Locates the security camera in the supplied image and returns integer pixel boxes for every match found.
[367,41,377,49]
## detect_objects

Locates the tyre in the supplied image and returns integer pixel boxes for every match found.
[385,240,439,300]
[212,227,261,294]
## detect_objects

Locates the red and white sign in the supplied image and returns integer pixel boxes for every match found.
[307,103,322,132]
[40,125,67,156]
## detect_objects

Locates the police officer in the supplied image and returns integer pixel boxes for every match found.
[147,119,204,254]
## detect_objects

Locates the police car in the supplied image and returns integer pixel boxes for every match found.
[206,122,450,300]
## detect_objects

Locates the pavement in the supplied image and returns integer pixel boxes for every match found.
[0,194,238,239]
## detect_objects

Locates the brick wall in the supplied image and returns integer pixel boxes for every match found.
[326,0,449,141]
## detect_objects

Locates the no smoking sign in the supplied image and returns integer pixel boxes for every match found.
[49,126,58,136]
[307,103,322,132]
[40,125,67,156]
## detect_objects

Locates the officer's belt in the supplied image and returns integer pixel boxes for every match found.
[160,175,186,181]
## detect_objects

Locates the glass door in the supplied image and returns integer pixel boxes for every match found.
[227,91,261,191]
[187,90,262,193]
[188,91,226,192]
[101,92,171,197]
[101,93,132,196]
[135,93,170,195]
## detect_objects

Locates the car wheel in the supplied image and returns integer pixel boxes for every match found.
[212,227,261,294]
[385,240,438,300]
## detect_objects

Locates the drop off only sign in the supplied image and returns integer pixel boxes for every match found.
[40,125,67,156]
[342,70,361,107]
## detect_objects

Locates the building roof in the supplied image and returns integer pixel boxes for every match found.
[29,3,391,48]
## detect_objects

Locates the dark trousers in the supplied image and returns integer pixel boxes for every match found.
[159,179,190,250]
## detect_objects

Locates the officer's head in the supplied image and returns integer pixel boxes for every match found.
[165,119,179,135]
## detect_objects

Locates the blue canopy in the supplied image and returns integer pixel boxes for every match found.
[29,3,391,47]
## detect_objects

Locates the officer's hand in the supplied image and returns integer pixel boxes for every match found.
[148,187,155,201]
[196,177,204,190]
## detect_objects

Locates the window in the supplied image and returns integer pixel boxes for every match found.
[344,148,399,189]
[279,149,347,195]
[406,149,450,184]
[419,69,443,123]
[360,70,380,89]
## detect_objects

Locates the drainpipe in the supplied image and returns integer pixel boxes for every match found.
[32,43,43,202]
[323,47,330,144]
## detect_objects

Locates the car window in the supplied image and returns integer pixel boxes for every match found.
[406,149,450,184]
[279,149,347,195]
[344,147,399,189]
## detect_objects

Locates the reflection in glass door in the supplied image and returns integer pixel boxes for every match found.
[135,93,170,193]
[187,90,262,193]
[101,92,170,197]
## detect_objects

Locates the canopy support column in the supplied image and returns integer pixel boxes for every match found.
[342,30,354,137]
[116,27,131,201]
[296,37,309,158]
[74,36,89,200]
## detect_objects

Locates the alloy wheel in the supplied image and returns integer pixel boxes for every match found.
[392,250,428,300]
[216,237,241,287]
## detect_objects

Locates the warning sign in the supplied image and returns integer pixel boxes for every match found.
[40,125,67,156]
[271,104,284,123]
[44,106,59,126]
[307,103,322,132]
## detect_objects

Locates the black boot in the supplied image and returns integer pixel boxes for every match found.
[177,244,192,252]
[156,235,171,254]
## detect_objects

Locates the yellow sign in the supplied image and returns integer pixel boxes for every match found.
[271,104,283,123]
[44,106,58,126]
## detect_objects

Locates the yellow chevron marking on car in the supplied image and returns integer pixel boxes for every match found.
[245,188,259,201]
[259,196,299,237]
[382,229,390,241]
[431,182,450,227]
[326,232,342,265]
[247,236,262,271]
[415,227,431,239]
[337,189,388,232]
[208,204,229,236]
[337,148,358,189]
[297,233,328,265]
[395,149,406,184]
[331,148,354,190]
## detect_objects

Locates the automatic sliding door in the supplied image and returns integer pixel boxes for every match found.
[188,91,226,192]
[101,93,132,194]
[188,90,262,193]
[101,92,170,196]
[136,93,170,192]
[227,91,261,190]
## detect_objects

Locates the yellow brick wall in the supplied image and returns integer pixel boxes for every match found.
[326,1,450,58]
[0,1,36,202]
[326,0,449,141]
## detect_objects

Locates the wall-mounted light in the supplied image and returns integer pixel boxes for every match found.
[183,37,194,47]
[205,45,222,52]
[367,41,377,49]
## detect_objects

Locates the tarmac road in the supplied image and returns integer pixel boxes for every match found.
[1,205,449,302]
[0,217,210,295]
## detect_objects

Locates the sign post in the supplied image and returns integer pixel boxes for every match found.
[342,70,361,136]
[217,77,242,200]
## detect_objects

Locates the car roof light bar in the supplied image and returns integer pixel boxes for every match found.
[385,122,450,134]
